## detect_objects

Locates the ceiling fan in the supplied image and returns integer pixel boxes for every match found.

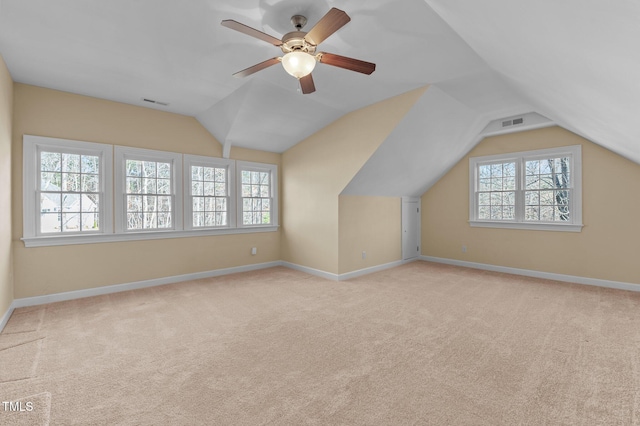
[221,8,376,94]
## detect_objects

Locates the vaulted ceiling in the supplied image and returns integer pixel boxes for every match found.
[1,0,637,196]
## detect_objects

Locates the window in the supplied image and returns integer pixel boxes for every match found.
[237,161,278,227]
[23,136,278,247]
[184,155,235,229]
[523,156,572,222]
[476,161,517,221]
[469,145,582,232]
[23,135,113,239]
[114,146,183,233]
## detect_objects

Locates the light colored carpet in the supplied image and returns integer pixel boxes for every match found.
[1,261,640,425]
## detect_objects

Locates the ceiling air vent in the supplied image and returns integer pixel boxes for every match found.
[142,98,170,107]
[502,120,513,127]
[512,117,524,125]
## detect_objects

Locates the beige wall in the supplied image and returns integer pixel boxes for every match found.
[422,126,640,285]
[338,195,401,274]
[9,79,639,301]
[282,86,426,274]
[0,56,13,315]
[12,84,281,298]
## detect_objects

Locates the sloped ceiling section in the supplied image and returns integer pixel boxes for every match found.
[342,85,488,197]
[0,0,497,155]
[196,77,346,154]
[342,67,534,197]
[424,0,640,165]
[2,0,636,193]
[195,0,495,154]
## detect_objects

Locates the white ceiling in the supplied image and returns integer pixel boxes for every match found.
[424,0,640,165]
[1,0,638,196]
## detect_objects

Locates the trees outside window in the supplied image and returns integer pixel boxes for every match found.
[23,135,113,239]
[236,161,278,228]
[469,145,582,232]
[24,136,278,247]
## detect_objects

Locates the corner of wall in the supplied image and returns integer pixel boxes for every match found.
[282,87,425,275]
[0,53,15,323]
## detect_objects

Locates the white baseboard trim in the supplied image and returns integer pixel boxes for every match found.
[338,259,413,281]
[1,258,417,333]
[420,256,640,292]
[9,261,283,311]
[280,261,339,281]
[281,258,417,281]
[0,302,15,334]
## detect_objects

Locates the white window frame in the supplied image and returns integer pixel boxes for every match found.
[23,137,279,247]
[469,145,583,232]
[184,154,236,230]
[114,146,183,234]
[236,161,279,228]
[23,135,113,243]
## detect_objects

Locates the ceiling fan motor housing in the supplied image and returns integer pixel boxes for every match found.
[281,31,316,54]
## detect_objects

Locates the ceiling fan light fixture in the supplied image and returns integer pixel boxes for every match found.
[281,51,316,79]
[222,8,375,93]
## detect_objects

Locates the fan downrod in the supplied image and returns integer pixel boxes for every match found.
[290,15,307,30]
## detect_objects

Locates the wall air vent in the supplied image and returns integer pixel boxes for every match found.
[142,98,170,107]
[502,117,524,128]
[481,112,554,137]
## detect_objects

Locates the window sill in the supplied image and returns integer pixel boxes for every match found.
[22,226,279,247]
[469,220,583,232]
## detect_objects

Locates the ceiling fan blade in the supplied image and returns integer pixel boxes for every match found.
[232,57,281,78]
[299,74,316,94]
[318,52,376,75]
[304,8,351,46]
[221,20,282,46]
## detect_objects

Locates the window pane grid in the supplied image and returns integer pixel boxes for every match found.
[191,165,229,228]
[524,157,571,222]
[241,170,271,225]
[29,140,281,244]
[39,151,101,233]
[477,161,516,221]
[125,159,173,230]
[192,196,229,227]
[524,189,571,222]
[472,151,576,226]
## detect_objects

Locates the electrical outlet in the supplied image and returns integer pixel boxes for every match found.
[251,247,257,255]
[462,245,467,253]
[362,251,366,259]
